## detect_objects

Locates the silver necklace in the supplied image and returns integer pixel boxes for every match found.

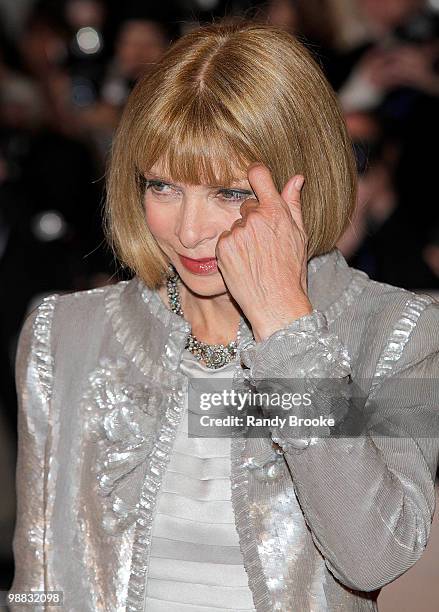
[166,265,241,369]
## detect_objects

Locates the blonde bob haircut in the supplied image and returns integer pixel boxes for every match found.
[105,19,357,289]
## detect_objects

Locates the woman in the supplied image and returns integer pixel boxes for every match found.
[10,20,439,612]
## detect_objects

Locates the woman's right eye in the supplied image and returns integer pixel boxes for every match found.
[145,180,171,195]
[144,180,181,202]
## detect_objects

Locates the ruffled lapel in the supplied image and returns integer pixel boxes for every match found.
[84,356,172,533]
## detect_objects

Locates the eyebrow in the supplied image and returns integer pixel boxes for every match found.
[143,172,252,190]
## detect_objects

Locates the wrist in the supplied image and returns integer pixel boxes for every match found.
[251,297,313,342]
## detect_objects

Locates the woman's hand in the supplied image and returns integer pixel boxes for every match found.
[215,162,313,343]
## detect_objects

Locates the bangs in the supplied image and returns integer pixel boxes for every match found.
[132,94,254,187]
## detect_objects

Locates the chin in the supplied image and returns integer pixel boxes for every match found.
[177,267,228,297]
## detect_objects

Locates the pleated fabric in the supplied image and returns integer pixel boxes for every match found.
[144,350,257,611]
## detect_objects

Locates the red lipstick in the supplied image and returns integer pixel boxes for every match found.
[178,254,218,275]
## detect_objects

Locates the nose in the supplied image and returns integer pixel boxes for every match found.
[175,194,217,251]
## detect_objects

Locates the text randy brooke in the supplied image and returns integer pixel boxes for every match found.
[198,414,335,429]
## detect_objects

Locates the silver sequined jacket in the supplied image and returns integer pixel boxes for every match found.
[10,248,439,611]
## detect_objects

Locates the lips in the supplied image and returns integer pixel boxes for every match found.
[178,254,218,275]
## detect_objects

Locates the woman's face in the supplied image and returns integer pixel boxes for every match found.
[143,161,255,297]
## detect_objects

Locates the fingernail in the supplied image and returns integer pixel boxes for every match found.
[295,176,305,190]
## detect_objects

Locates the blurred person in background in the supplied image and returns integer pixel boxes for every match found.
[336,111,398,268]
[0,2,114,439]
[101,17,172,105]
[332,0,439,289]
[88,16,172,159]
[0,0,119,585]
[64,2,175,165]
[18,0,111,154]
[63,0,109,112]
[0,14,46,438]
[423,225,439,277]
[60,0,120,161]
[337,0,439,114]
[260,0,344,87]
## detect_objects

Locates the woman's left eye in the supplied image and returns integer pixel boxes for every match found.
[219,189,252,203]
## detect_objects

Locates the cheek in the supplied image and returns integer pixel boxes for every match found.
[144,200,174,239]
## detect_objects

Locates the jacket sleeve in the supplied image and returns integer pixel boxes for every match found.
[239,304,439,592]
[9,295,58,609]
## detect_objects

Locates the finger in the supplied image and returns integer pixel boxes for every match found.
[247,163,283,209]
[215,229,231,253]
[239,196,259,219]
[223,214,246,236]
[281,174,305,232]
[230,217,245,230]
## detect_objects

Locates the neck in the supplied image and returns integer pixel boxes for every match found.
[159,280,242,345]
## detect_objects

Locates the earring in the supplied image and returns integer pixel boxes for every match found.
[166,262,177,279]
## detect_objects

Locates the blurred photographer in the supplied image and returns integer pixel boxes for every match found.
[339,0,439,112]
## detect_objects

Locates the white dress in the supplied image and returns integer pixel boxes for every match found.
[144,350,256,611]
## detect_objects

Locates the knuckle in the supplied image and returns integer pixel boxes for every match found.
[229,221,243,233]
